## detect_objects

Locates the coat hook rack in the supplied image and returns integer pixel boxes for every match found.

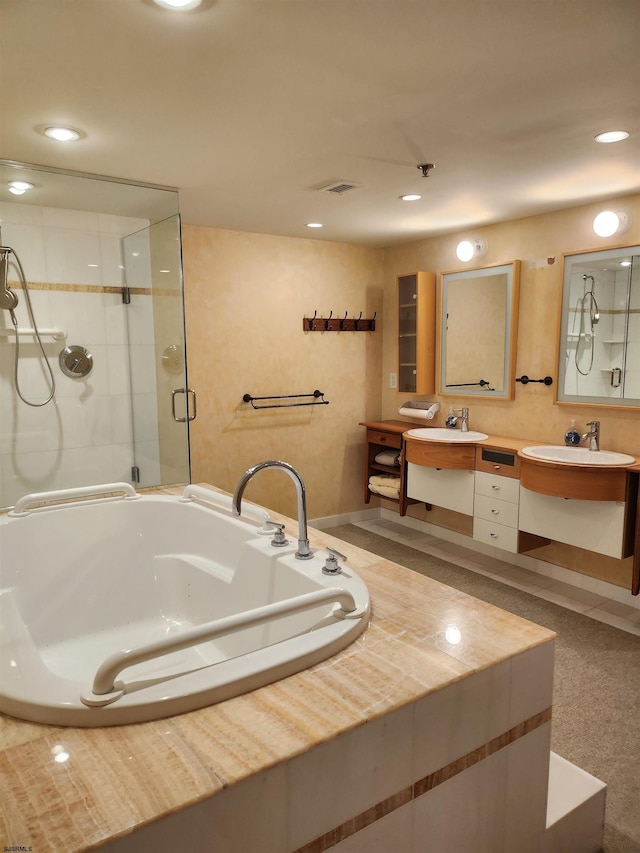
[242,390,329,410]
[516,375,553,386]
[303,311,376,332]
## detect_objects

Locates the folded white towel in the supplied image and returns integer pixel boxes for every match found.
[368,483,401,499]
[369,474,401,490]
[374,450,400,467]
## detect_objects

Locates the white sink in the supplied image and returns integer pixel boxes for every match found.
[521,446,636,467]
[406,428,489,443]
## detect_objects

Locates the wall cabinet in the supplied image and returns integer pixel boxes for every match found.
[397,272,436,394]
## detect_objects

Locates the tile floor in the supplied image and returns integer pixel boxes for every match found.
[354,518,640,637]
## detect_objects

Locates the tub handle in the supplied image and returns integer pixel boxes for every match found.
[82,586,362,706]
[9,482,139,517]
[180,484,274,531]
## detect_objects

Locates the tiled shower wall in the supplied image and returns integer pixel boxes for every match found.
[0,201,158,507]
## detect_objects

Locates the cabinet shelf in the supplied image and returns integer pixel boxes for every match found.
[360,421,420,517]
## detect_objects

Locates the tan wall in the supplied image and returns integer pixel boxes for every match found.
[182,194,640,523]
[182,226,384,520]
[383,193,640,455]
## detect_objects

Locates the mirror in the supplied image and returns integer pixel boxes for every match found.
[557,244,640,408]
[438,261,520,400]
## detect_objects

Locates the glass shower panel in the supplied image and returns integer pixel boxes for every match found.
[123,215,190,489]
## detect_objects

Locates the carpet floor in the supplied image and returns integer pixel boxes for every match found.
[328,524,640,853]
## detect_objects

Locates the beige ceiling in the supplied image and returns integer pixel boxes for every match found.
[1,0,639,247]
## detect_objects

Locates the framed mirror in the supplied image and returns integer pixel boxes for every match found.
[556,244,640,409]
[438,261,520,400]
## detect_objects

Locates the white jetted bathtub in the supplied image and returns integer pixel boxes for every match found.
[0,483,369,726]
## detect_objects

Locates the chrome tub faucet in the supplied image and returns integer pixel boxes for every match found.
[232,460,312,559]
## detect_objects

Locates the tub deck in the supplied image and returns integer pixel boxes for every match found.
[0,485,557,852]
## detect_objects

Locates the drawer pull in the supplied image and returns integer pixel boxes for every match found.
[490,533,499,539]
[492,485,501,491]
[493,465,501,470]
[491,509,499,515]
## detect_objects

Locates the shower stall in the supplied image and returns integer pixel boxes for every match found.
[0,162,192,509]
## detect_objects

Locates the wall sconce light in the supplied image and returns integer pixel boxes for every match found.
[592,210,631,238]
[456,238,487,263]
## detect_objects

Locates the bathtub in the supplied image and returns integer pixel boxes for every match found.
[0,483,369,726]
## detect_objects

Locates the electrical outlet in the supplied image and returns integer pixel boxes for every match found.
[389,372,397,389]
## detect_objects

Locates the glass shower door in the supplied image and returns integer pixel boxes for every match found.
[122,214,191,489]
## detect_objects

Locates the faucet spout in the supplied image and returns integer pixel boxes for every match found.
[232,460,312,559]
[581,421,600,452]
[453,407,470,432]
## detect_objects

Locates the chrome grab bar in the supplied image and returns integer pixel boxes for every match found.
[9,482,139,517]
[82,587,358,705]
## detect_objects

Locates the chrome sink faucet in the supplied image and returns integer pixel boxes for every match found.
[581,421,600,451]
[232,460,312,559]
[455,407,470,432]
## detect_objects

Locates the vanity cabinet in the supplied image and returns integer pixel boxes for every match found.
[519,489,629,560]
[519,456,636,560]
[360,420,420,516]
[397,272,436,394]
[406,440,475,515]
[472,447,521,553]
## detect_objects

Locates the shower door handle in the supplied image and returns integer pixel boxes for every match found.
[171,388,196,422]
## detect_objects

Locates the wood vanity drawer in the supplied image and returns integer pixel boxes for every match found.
[475,447,520,479]
[367,429,402,449]
[474,493,519,528]
[406,439,475,470]
[473,518,519,553]
[475,471,520,504]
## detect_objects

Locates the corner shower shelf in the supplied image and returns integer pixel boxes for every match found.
[0,327,66,341]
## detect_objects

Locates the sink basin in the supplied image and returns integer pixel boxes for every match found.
[406,428,489,443]
[521,446,636,467]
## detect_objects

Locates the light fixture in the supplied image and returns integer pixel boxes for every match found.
[8,180,34,195]
[400,194,422,202]
[44,126,81,142]
[592,210,631,238]
[306,222,323,229]
[152,0,202,9]
[594,130,630,144]
[456,238,487,263]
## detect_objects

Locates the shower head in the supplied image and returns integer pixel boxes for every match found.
[0,247,19,311]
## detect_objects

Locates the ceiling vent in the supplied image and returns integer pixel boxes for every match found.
[316,180,363,195]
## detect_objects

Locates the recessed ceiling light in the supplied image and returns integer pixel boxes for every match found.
[306,222,323,228]
[594,130,630,144]
[8,180,35,195]
[152,0,202,9]
[400,194,422,202]
[44,126,82,142]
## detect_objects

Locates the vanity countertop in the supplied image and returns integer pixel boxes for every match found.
[0,485,555,852]
[398,423,640,468]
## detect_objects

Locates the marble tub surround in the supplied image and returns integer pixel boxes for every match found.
[1,486,571,852]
